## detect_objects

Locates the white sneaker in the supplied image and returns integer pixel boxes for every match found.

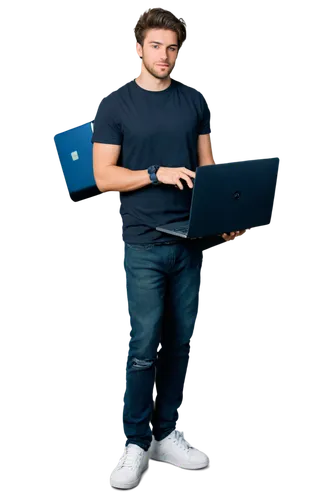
[149,430,209,469]
[110,443,149,489]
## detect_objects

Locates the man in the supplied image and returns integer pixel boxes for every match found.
[91,7,246,490]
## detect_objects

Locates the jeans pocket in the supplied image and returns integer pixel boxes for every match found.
[185,246,203,269]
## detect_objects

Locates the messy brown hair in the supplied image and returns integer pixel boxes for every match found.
[134,8,187,52]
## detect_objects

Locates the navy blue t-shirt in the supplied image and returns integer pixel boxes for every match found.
[91,78,211,244]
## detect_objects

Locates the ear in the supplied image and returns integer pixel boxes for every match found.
[136,42,143,60]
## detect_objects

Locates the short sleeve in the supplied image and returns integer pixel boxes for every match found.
[198,93,211,135]
[91,95,123,145]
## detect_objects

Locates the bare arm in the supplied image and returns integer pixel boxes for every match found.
[93,142,151,193]
[197,134,215,166]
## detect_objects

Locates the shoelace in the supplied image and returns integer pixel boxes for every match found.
[170,430,193,452]
[119,446,143,468]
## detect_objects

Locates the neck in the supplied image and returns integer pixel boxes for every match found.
[135,72,171,92]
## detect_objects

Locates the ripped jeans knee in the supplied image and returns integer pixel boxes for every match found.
[129,356,156,372]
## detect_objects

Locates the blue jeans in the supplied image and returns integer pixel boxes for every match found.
[122,240,203,451]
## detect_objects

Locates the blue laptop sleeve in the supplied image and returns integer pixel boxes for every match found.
[54,121,102,202]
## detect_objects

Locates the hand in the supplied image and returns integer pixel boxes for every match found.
[156,166,196,190]
[220,228,251,241]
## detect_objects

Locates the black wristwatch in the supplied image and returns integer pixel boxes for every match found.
[148,164,161,185]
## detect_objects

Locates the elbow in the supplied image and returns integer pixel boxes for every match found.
[93,170,105,192]
[93,170,107,192]
[95,177,105,193]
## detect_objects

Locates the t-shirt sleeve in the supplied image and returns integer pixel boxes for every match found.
[198,93,211,135]
[91,95,123,145]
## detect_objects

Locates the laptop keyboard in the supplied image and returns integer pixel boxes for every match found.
[173,223,189,235]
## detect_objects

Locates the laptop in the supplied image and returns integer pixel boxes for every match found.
[156,157,280,239]
[54,120,101,202]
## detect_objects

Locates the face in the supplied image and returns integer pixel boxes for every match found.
[136,29,179,80]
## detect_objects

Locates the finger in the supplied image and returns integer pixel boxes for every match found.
[177,180,183,190]
[182,167,196,178]
[183,174,194,188]
[179,174,193,189]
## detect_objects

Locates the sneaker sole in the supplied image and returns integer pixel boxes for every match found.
[110,468,148,491]
[110,463,149,489]
[149,455,209,470]
[151,459,211,472]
